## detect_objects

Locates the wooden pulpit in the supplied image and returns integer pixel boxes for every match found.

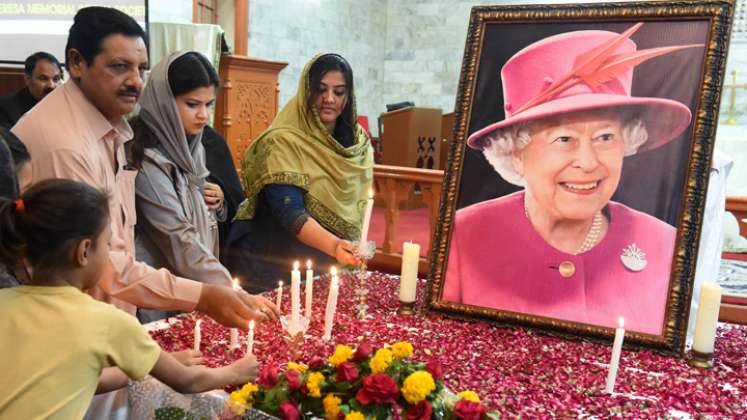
[440,112,455,170]
[379,107,443,170]
[214,55,288,175]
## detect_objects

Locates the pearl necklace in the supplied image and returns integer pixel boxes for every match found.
[524,196,603,255]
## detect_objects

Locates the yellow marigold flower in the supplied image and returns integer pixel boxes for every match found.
[345,411,365,420]
[369,348,393,373]
[401,371,436,405]
[287,361,308,373]
[328,344,354,366]
[323,393,342,419]
[457,390,481,403]
[391,341,413,359]
[306,371,325,398]
[237,383,259,402]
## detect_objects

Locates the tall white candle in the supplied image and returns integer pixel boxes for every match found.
[605,317,625,394]
[692,282,722,354]
[360,188,374,243]
[291,261,301,326]
[305,260,314,319]
[193,319,202,352]
[230,278,240,349]
[246,320,255,356]
[323,268,340,341]
[399,241,420,302]
[276,280,283,310]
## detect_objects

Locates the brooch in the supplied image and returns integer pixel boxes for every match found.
[620,243,647,272]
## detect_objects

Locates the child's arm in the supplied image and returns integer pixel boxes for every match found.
[148,351,259,394]
[96,367,129,394]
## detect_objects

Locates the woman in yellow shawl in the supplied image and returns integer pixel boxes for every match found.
[225,54,374,292]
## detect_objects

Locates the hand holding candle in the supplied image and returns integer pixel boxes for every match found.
[305,260,314,319]
[605,317,625,394]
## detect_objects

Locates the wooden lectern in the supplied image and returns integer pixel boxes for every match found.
[214,55,287,175]
[379,107,443,170]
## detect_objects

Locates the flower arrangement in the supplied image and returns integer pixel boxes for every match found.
[226,342,492,420]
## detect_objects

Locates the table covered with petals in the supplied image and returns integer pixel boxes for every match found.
[144,272,746,418]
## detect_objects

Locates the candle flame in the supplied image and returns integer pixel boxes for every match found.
[307,259,312,269]
[249,320,255,329]
[232,278,239,289]
[618,316,625,328]
[368,188,374,199]
[331,266,337,276]
[293,261,300,270]
[278,280,283,287]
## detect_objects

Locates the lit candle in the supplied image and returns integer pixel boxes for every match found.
[246,320,255,356]
[323,268,340,341]
[230,278,240,349]
[360,188,374,243]
[399,241,420,303]
[605,317,625,394]
[193,319,202,352]
[291,261,301,326]
[276,280,283,310]
[305,260,314,319]
[692,282,722,354]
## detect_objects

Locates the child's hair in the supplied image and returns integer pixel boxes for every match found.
[0,179,110,270]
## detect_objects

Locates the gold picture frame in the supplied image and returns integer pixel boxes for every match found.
[426,0,735,356]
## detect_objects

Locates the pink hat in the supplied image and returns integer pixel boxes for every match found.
[467,23,700,152]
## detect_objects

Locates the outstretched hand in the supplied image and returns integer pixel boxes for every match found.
[334,240,361,267]
[195,284,280,329]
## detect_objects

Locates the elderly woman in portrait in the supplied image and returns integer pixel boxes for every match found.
[442,24,700,335]
[225,54,373,292]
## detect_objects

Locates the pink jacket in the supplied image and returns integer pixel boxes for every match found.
[443,191,675,335]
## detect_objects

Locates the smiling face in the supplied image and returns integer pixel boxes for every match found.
[175,86,215,136]
[511,109,626,222]
[67,34,148,123]
[312,70,348,132]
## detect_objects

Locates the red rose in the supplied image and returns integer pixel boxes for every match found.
[300,384,309,396]
[424,360,443,380]
[279,402,300,420]
[454,400,486,420]
[309,357,326,369]
[337,362,359,383]
[407,400,433,420]
[353,342,373,362]
[258,365,279,388]
[285,369,302,391]
[355,373,400,405]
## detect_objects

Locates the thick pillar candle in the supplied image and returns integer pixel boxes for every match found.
[692,282,722,354]
[305,260,314,319]
[291,261,301,326]
[604,317,625,394]
[360,188,374,243]
[399,241,420,302]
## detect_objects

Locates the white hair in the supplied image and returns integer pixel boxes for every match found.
[481,116,648,187]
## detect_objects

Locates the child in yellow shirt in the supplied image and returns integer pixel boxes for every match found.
[0,179,259,420]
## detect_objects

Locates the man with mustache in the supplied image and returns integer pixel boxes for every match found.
[12,7,278,329]
[0,52,63,129]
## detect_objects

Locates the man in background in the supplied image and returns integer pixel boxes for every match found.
[0,52,63,128]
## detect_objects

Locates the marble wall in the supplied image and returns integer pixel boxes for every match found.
[247,0,388,133]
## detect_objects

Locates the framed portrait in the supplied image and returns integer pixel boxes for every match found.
[426,0,735,355]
